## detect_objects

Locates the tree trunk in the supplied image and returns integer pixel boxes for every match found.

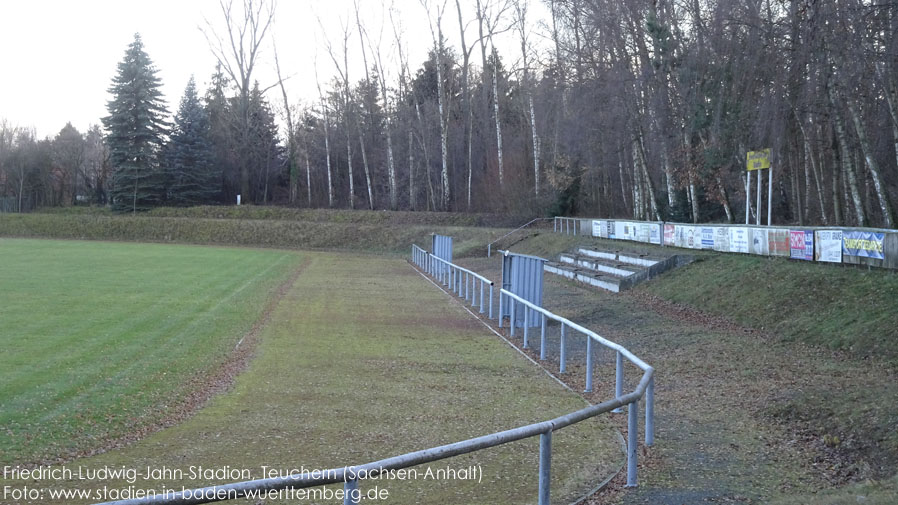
[684,132,699,223]
[846,98,895,227]
[358,132,374,210]
[637,133,660,221]
[492,48,504,189]
[717,174,733,223]
[618,148,630,214]
[323,103,334,208]
[828,84,866,226]
[409,130,416,210]
[436,37,450,210]
[661,145,675,213]
[347,141,355,210]
[386,126,397,210]
[305,150,312,206]
[529,94,540,196]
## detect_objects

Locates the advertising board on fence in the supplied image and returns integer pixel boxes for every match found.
[701,227,715,249]
[649,224,661,245]
[663,224,675,246]
[815,230,843,263]
[713,227,729,252]
[842,231,885,259]
[790,230,814,261]
[729,227,750,253]
[769,229,791,256]
[750,228,768,255]
[615,221,630,241]
[636,223,650,243]
[592,220,602,238]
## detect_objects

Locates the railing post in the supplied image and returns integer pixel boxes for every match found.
[498,291,503,327]
[510,298,516,337]
[585,337,593,392]
[538,430,552,505]
[344,478,360,504]
[646,376,654,447]
[480,282,485,314]
[560,323,566,373]
[554,217,557,232]
[523,306,530,349]
[488,243,491,257]
[540,314,547,360]
[613,351,623,413]
[627,401,639,487]
[489,284,494,318]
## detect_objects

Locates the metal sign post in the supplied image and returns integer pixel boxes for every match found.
[746,149,771,225]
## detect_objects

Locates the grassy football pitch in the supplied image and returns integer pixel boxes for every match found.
[0,239,301,465]
[1,239,619,504]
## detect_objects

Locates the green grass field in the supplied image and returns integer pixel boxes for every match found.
[1,240,619,504]
[0,239,301,465]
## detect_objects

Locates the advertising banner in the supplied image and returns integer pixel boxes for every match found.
[750,228,768,255]
[768,229,790,256]
[606,220,615,239]
[674,225,686,248]
[637,223,651,243]
[591,220,601,237]
[615,221,630,241]
[663,224,675,246]
[842,231,885,259]
[729,227,750,253]
[685,226,699,249]
[649,224,662,245]
[701,227,715,249]
[790,230,814,260]
[713,227,730,252]
[815,230,843,263]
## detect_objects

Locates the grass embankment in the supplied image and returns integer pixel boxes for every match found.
[509,231,897,361]
[39,205,531,227]
[0,239,301,466]
[0,211,507,256]
[11,251,620,504]
[499,232,898,502]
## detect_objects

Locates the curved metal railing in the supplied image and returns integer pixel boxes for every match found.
[94,247,653,505]
[486,217,553,256]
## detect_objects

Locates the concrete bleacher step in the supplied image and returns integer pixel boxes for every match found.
[558,253,641,278]
[576,247,666,267]
[544,262,625,293]
[546,247,694,293]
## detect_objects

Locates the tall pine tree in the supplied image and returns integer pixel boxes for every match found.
[166,77,217,205]
[103,33,168,212]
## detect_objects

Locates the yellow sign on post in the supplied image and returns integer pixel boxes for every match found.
[746,149,770,171]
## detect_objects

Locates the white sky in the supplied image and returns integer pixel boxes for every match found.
[0,0,550,138]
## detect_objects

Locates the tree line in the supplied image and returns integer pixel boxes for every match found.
[1,0,897,228]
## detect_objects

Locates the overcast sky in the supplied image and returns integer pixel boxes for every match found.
[0,0,550,138]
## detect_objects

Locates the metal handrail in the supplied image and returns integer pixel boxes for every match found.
[553,216,581,236]
[487,217,553,256]
[416,245,496,318]
[94,247,654,505]
[412,246,655,492]
[500,289,651,372]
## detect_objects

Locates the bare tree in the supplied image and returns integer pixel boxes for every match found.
[421,0,451,210]
[201,0,275,202]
